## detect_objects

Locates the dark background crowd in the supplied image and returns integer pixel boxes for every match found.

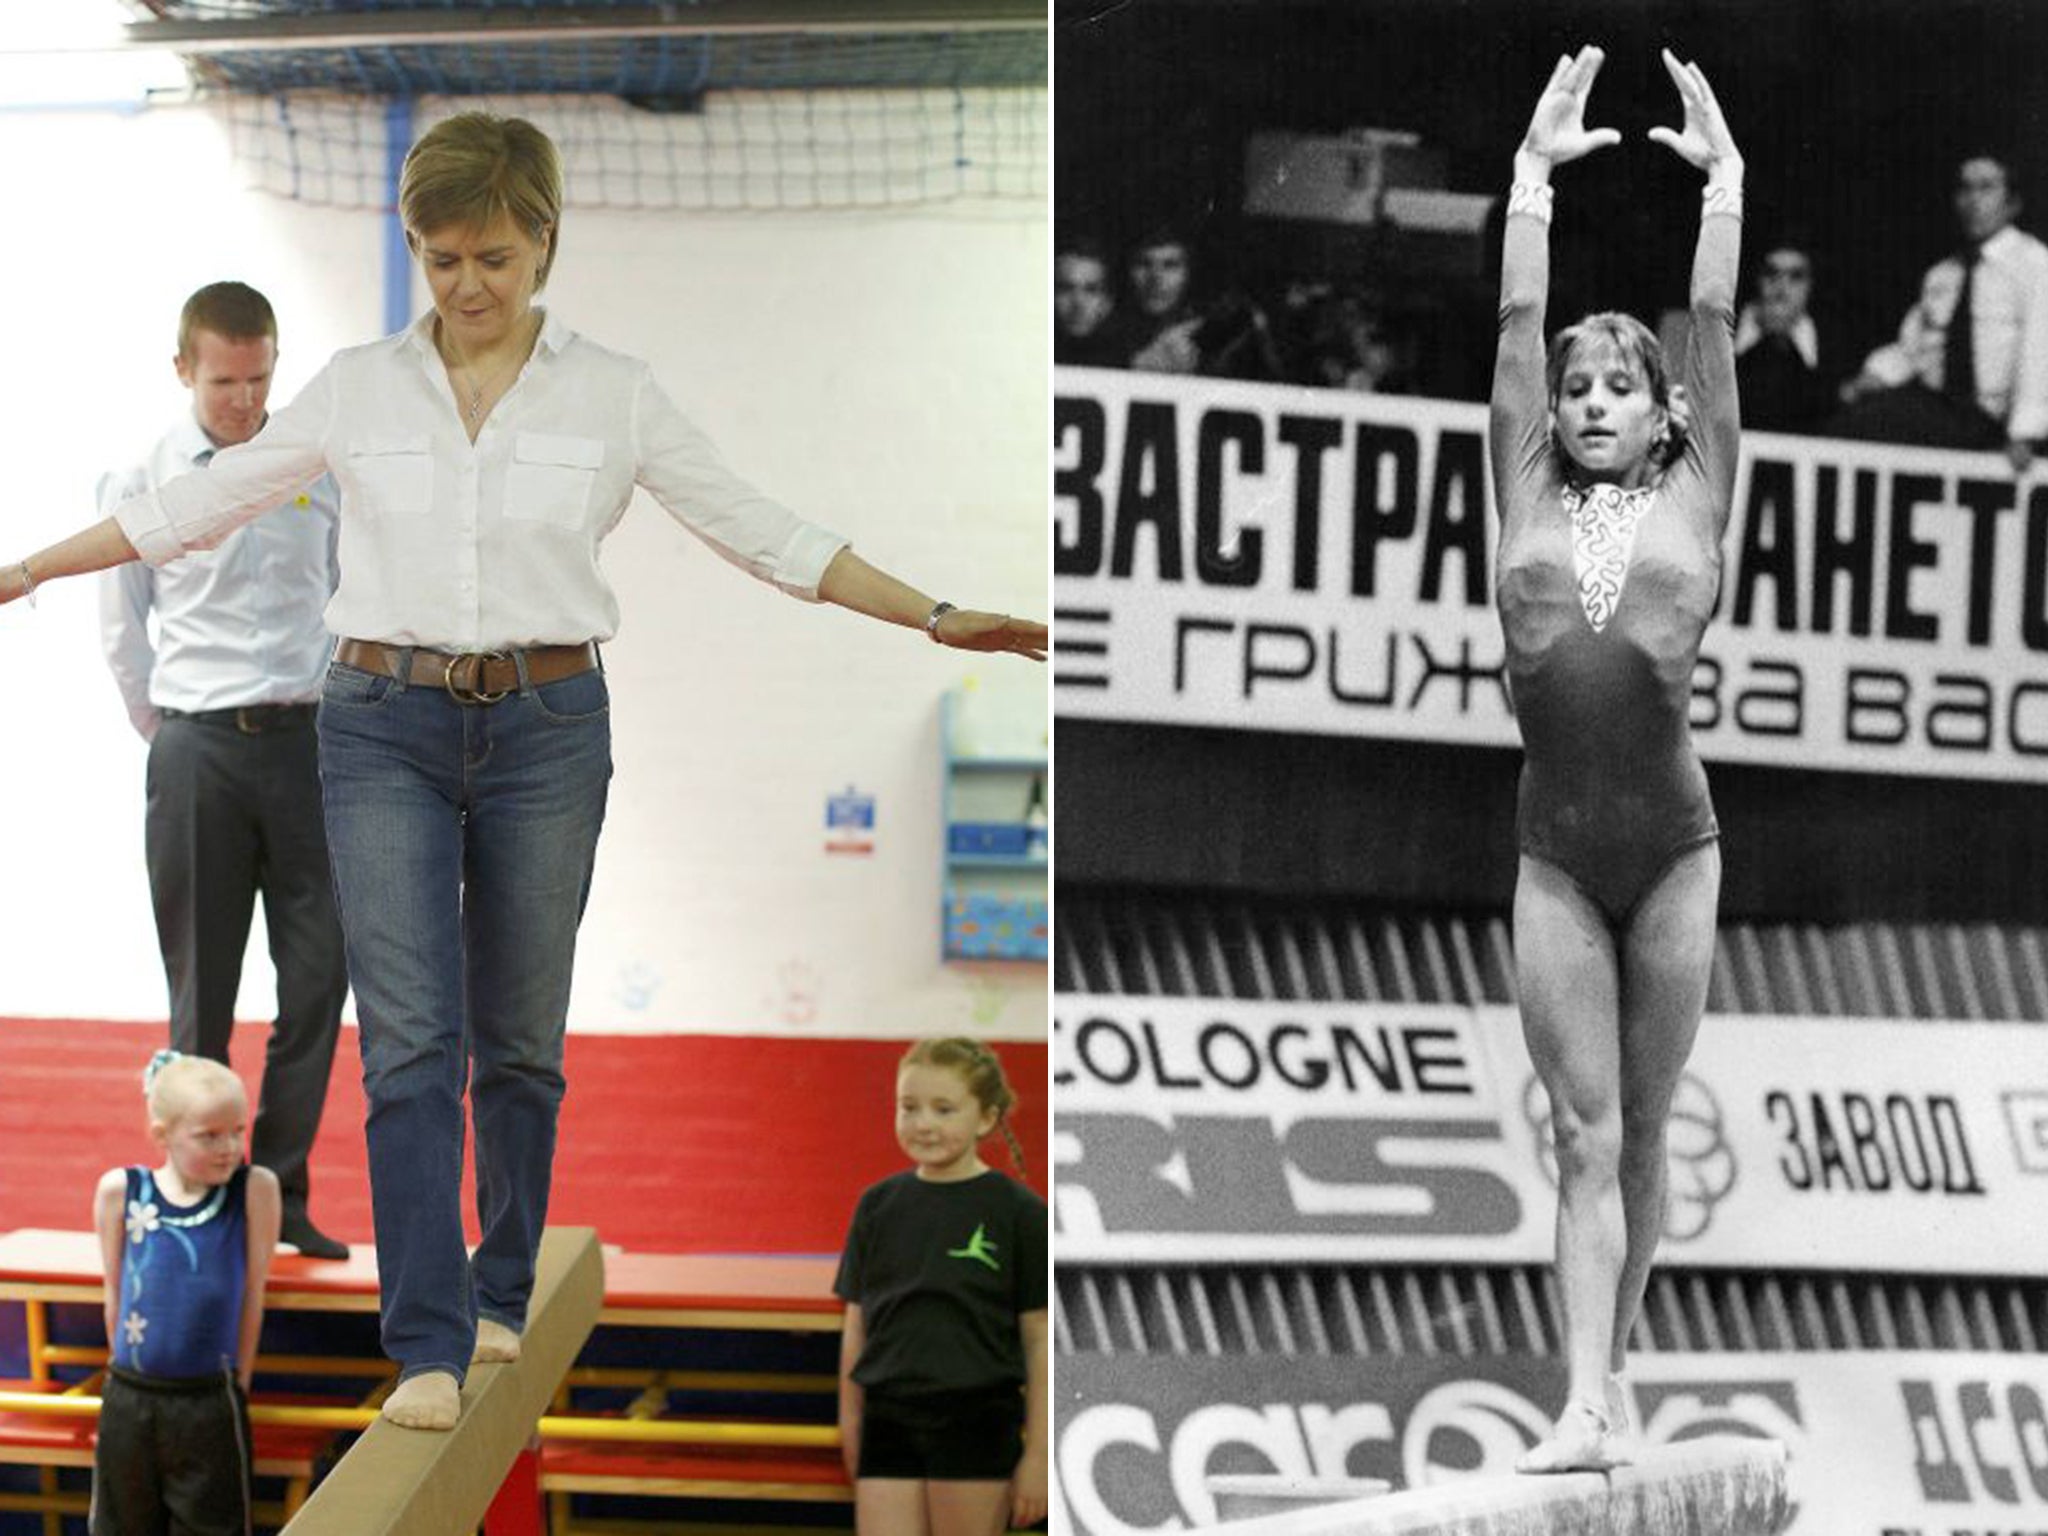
[1054,0,2048,451]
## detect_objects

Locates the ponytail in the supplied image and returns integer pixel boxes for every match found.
[901,1037,1026,1177]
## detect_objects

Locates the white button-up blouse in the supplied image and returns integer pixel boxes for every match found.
[113,310,849,651]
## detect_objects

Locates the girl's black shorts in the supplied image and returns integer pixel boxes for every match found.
[858,1385,1025,1481]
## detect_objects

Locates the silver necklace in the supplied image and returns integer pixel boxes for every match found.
[459,353,519,424]
[442,319,532,425]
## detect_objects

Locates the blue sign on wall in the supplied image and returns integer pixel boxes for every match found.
[826,786,876,855]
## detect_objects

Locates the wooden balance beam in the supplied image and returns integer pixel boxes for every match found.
[282,1227,605,1536]
[1210,1439,1790,1536]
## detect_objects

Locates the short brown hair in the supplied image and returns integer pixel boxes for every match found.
[400,111,563,287]
[178,281,276,361]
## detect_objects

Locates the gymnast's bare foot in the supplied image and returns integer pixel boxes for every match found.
[1604,1371,1640,1461]
[383,1370,461,1430]
[473,1317,523,1364]
[1516,1398,1623,1474]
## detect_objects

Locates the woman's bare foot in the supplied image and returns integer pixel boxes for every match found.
[1516,1398,1619,1474]
[1604,1371,1638,1460]
[473,1318,522,1364]
[382,1370,461,1430]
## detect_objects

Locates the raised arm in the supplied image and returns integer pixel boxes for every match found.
[1650,49,1745,521]
[1493,48,1620,517]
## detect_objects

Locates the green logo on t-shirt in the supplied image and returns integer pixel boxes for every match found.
[947,1223,1001,1272]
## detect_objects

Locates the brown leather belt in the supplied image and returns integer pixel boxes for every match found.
[334,638,599,704]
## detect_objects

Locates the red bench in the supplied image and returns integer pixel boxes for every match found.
[0,1230,852,1530]
[542,1435,848,1501]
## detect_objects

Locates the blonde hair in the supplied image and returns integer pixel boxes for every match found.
[399,111,563,287]
[1547,311,1687,473]
[901,1038,1026,1175]
[142,1049,245,1127]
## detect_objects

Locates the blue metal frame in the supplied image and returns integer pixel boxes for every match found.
[383,95,413,336]
[939,690,1047,964]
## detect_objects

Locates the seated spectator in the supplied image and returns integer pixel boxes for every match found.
[1735,240,1833,433]
[1116,224,1286,381]
[1828,153,2048,470]
[1120,225,1203,373]
[1055,235,1124,367]
[1293,284,1414,394]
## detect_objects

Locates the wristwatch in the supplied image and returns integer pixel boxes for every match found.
[924,601,956,644]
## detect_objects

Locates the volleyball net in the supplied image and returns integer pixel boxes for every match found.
[130,5,1047,212]
[221,83,1045,212]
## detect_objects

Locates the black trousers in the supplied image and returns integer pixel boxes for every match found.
[91,1368,252,1536]
[146,711,349,1217]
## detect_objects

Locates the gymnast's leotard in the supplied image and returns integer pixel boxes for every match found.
[1489,195,1742,927]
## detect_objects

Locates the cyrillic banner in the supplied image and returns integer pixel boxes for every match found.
[1055,1351,2048,1536]
[1053,367,2048,781]
[1054,996,2048,1272]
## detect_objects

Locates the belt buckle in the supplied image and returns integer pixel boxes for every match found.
[444,651,510,705]
[235,707,262,736]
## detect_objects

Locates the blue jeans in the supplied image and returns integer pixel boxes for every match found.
[317,657,611,1382]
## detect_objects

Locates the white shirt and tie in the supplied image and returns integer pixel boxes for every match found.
[98,415,340,741]
[1733,307,1819,368]
[110,309,849,652]
[1860,223,2048,441]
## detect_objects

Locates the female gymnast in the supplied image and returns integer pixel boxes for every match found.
[1490,45,1743,1472]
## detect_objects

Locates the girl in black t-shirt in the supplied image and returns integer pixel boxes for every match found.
[834,1038,1048,1534]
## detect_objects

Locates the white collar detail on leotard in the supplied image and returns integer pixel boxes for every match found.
[1564,482,1656,633]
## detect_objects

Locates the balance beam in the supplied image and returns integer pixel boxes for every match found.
[282,1227,605,1536]
[1213,1439,1789,1536]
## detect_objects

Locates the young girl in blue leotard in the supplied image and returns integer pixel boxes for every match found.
[91,1050,281,1535]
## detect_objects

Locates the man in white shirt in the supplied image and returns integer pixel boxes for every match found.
[100,282,351,1260]
[1831,154,2048,471]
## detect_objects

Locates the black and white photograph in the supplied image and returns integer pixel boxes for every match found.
[1053,0,2048,1530]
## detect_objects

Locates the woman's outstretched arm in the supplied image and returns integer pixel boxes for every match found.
[0,519,139,605]
[1492,46,1620,519]
[3,366,337,609]
[817,549,1046,659]
[1650,48,1744,526]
